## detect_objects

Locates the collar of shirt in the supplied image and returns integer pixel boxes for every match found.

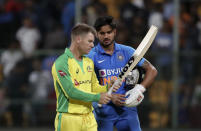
[97,42,121,55]
[64,48,74,58]
[64,48,86,59]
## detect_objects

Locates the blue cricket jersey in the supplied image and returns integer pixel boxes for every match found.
[87,43,145,120]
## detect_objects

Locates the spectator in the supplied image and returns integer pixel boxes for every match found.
[82,0,107,26]
[16,17,41,57]
[151,20,173,79]
[4,61,29,127]
[61,0,75,44]
[0,40,23,78]
[148,2,164,30]
[28,58,53,125]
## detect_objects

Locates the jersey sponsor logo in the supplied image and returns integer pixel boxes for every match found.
[74,79,92,86]
[87,66,92,72]
[97,59,105,63]
[74,79,80,86]
[58,70,67,77]
[98,68,123,77]
[99,69,106,77]
[79,80,92,84]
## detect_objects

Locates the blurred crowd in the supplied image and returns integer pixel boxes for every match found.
[0,0,201,129]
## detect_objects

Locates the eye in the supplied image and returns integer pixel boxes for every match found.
[107,31,112,34]
[100,32,105,35]
[88,40,94,43]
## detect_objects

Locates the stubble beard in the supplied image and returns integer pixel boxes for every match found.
[100,39,115,48]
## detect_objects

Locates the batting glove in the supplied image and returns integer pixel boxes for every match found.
[125,84,146,107]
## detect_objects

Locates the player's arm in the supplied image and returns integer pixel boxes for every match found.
[125,59,157,107]
[140,59,158,88]
[52,62,100,102]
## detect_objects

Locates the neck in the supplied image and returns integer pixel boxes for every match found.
[69,44,82,61]
[101,42,115,55]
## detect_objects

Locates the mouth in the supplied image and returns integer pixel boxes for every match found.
[103,39,111,44]
[87,48,92,52]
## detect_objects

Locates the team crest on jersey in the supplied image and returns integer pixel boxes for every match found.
[58,70,67,77]
[76,68,79,74]
[117,53,124,61]
[87,66,92,72]
[74,79,80,86]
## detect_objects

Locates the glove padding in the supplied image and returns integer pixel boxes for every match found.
[125,84,146,107]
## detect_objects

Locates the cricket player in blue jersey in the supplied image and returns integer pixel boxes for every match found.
[87,16,158,131]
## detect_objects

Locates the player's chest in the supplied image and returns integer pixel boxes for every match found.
[68,59,93,79]
[95,52,128,69]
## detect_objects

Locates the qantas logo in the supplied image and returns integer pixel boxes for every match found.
[74,79,92,86]
[74,79,80,86]
[58,70,67,77]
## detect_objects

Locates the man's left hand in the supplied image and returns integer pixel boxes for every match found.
[125,84,146,107]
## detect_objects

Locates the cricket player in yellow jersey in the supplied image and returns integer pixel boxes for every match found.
[52,23,120,131]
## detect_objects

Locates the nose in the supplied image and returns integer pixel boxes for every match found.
[90,42,94,48]
[104,33,109,39]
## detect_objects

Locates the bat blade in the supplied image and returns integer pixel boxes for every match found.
[108,25,158,94]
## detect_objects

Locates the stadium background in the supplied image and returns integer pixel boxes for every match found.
[0,0,201,131]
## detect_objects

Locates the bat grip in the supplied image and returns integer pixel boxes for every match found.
[108,79,121,94]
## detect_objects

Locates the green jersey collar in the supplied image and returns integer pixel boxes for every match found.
[65,48,86,58]
[64,48,74,58]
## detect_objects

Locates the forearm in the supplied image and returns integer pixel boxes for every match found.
[141,63,157,88]
[67,86,100,102]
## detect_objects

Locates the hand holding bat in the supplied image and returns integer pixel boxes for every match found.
[108,78,122,93]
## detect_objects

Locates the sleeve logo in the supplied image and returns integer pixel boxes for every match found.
[58,70,67,77]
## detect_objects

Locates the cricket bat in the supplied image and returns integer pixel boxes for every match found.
[107,25,158,95]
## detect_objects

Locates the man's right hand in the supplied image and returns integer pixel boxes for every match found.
[111,94,126,106]
[98,93,112,104]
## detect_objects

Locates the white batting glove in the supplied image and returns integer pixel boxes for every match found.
[125,84,146,107]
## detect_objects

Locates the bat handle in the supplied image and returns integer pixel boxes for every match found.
[98,79,122,107]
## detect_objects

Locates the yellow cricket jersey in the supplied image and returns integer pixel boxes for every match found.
[52,48,107,114]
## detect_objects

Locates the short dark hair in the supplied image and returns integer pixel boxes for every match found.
[71,23,96,39]
[94,16,117,31]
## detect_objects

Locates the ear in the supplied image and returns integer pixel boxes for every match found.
[76,36,81,43]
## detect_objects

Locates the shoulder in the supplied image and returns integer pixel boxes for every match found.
[115,43,135,56]
[86,46,99,60]
[83,56,94,64]
[116,43,135,52]
[89,47,98,54]
[54,53,69,67]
